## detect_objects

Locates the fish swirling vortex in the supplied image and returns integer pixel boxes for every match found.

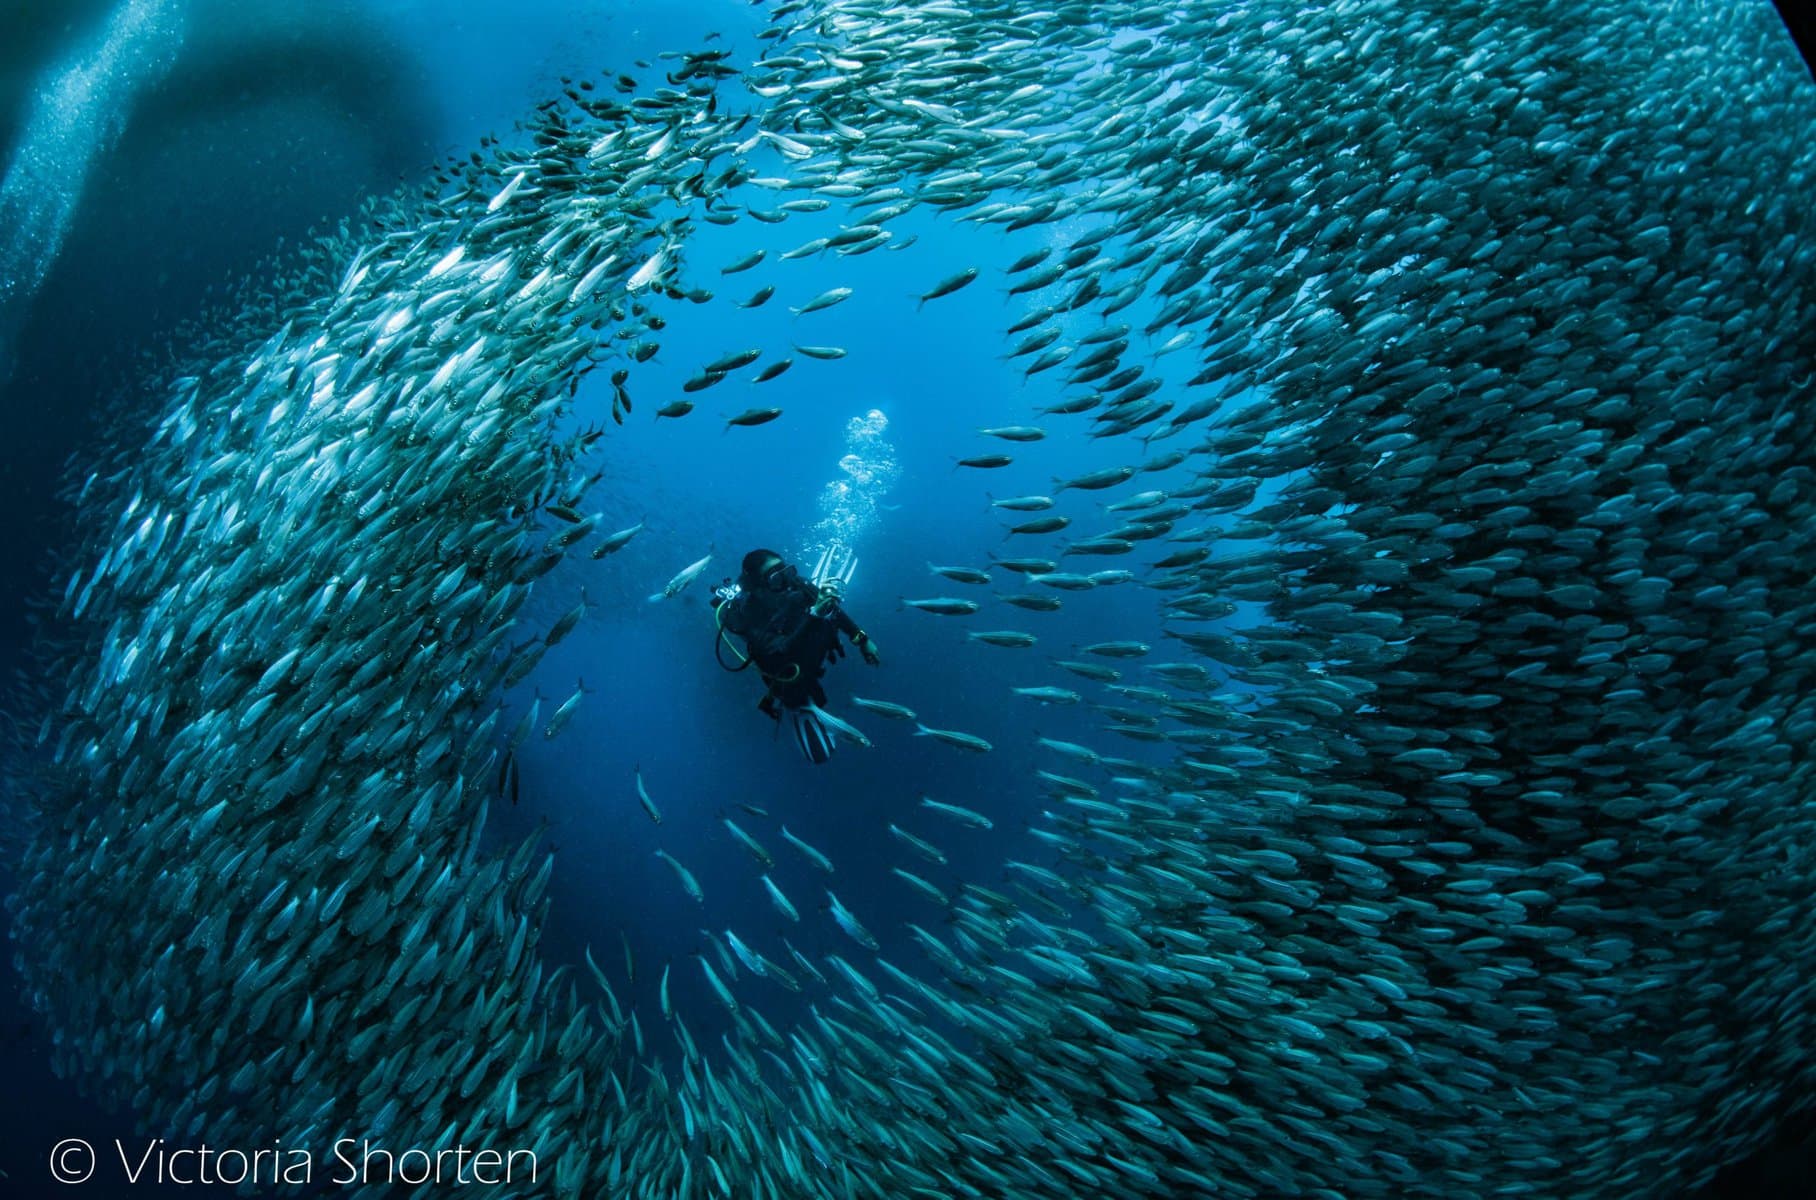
[7,1,1816,1198]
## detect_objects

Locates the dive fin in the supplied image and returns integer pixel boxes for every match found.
[791,708,836,765]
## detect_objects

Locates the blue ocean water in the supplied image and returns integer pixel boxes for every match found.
[0,1,1811,1196]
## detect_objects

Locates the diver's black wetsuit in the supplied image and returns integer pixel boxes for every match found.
[720,575,864,711]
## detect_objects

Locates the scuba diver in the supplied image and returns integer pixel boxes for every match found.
[711,548,879,763]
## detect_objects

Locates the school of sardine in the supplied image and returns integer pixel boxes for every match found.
[3,0,1814,1198]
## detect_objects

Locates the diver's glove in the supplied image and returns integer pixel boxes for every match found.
[856,632,881,666]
